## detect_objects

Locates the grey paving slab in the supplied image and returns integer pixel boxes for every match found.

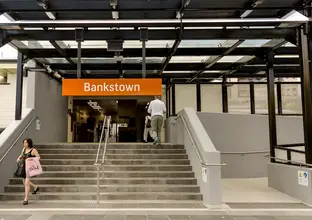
[81,215,105,220]
[274,217,312,220]
[126,215,147,220]
[232,217,256,220]
[190,216,234,220]
[226,203,311,209]
[252,217,276,220]
[0,216,30,220]
[104,216,126,220]
[168,216,191,220]
[147,216,170,220]
[48,215,84,220]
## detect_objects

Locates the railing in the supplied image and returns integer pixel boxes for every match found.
[272,143,305,166]
[175,115,226,167]
[94,115,111,204]
[0,116,38,164]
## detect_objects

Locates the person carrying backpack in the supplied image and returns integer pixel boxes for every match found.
[143,113,152,143]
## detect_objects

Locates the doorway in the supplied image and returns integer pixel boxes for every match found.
[72,97,153,143]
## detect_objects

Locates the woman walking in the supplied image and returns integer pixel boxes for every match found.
[16,138,40,205]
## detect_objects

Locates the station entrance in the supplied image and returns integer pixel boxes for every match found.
[71,97,153,143]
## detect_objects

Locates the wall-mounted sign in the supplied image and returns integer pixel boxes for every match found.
[298,171,309,186]
[62,78,162,96]
[202,167,208,183]
[35,119,41,131]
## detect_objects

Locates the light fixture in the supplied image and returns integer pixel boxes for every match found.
[45,12,56,20]
[0,76,4,79]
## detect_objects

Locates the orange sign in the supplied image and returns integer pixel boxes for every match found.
[62,78,162,96]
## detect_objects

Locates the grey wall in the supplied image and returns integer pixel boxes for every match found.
[197,112,304,178]
[0,71,68,193]
[167,108,222,205]
[268,163,312,205]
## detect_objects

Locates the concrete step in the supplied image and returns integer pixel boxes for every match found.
[41,165,193,172]
[9,178,198,185]
[39,159,191,165]
[36,171,195,178]
[0,192,202,201]
[39,154,188,160]
[5,185,200,193]
[37,149,187,154]
[35,144,184,150]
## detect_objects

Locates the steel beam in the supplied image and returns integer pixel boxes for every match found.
[299,26,312,164]
[21,47,299,58]
[276,82,283,115]
[189,40,244,82]
[15,52,23,120]
[222,77,228,113]
[0,30,11,47]
[266,51,277,162]
[196,83,201,112]
[6,29,296,41]
[172,84,176,116]
[250,82,255,114]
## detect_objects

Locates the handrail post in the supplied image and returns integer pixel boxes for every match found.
[102,116,111,179]
[96,164,100,204]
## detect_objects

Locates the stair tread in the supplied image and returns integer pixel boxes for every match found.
[41,171,194,173]
[41,165,191,167]
[6,184,199,187]
[1,192,201,195]
[11,177,196,180]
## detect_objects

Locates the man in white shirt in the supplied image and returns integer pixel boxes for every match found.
[147,96,166,145]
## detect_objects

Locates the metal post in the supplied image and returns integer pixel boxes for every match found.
[15,52,23,120]
[222,77,228,113]
[168,86,171,116]
[172,84,176,116]
[142,40,146,78]
[166,85,170,118]
[276,82,283,115]
[77,41,82,78]
[196,83,201,112]
[250,82,255,114]
[96,165,100,204]
[266,51,277,162]
[299,26,312,164]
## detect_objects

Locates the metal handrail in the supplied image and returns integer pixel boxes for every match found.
[101,116,111,179]
[0,116,38,164]
[94,116,107,165]
[221,150,269,155]
[175,116,226,167]
[265,155,312,168]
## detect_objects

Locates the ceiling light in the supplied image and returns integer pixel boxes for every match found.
[45,12,56,20]
[0,76,4,79]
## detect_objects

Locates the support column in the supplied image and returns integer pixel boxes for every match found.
[266,51,277,162]
[166,85,170,118]
[196,83,201,112]
[140,28,148,78]
[299,26,312,164]
[75,28,84,78]
[250,82,255,114]
[67,96,74,142]
[15,52,23,120]
[172,84,176,116]
[222,77,228,113]
[276,82,283,115]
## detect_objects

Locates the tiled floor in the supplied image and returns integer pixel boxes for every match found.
[1,215,312,220]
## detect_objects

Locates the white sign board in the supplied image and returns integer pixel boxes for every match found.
[36,119,41,131]
[202,167,207,183]
[298,171,309,186]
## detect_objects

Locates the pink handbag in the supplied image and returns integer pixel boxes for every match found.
[26,157,43,177]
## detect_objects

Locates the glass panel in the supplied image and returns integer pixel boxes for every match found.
[281,84,302,114]
[238,40,271,48]
[124,40,175,48]
[228,84,250,114]
[170,56,209,63]
[163,71,195,73]
[255,84,278,114]
[218,56,246,63]
[201,84,222,113]
[71,58,115,63]
[179,40,233,48]
[21,41,54,49]
[123,57,164,63]
[62,41,106,49]
[0,44,17,59]
[46,58,69,64]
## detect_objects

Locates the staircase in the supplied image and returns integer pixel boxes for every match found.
[1,143,203,202]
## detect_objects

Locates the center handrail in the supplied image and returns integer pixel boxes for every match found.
[101,116,111,178]
[94,115,107,165]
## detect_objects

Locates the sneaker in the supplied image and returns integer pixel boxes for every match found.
[153,137,159,145]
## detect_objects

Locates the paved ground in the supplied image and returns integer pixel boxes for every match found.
[1,214,312,220]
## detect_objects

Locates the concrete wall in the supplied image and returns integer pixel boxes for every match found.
[0,74,27,128]
[196,112,304,178]
[268,163,312,205]
[0,71,68,193]
[167,108,222,205]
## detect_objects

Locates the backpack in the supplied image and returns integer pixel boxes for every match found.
[146,117,151,128]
